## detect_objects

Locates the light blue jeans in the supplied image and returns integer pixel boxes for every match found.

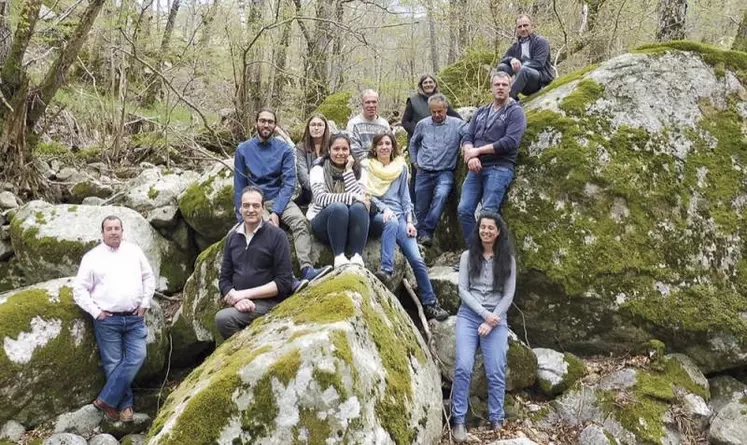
[451,305,509,424]
[93,314,148,409]
[457,165,513,244]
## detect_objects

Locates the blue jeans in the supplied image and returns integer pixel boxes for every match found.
[415,170,454,237]
[451,305,509,424]
[93,315,148,409]
[370,213,436,306]
[311,202,369,256]
[458,165,513,244]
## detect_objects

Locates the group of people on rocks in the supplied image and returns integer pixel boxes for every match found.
[69,13,554,443]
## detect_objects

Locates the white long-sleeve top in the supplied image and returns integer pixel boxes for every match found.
[73,241,156,319]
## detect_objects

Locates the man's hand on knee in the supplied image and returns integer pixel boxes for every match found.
[235,299,256,313]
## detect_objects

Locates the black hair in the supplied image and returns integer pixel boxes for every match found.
[319,133,362,179]
[240,185,265,203]
[467,211,515,292]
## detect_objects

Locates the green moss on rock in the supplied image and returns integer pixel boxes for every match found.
[634,40,747,83]
[314,91,352,125]
[270,274,360,324]
[438,48,497,107]
[506,340,538,391]
[558,80,605,116]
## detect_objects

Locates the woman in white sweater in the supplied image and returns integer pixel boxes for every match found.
[307,134,370,268]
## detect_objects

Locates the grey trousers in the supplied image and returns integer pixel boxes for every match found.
[497,63,542,99]
[215,299,277,340]
[264,199,315,270]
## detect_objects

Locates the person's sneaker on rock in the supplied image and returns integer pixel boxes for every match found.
[302,265,333,283]
[292,278,309,294]
[423,303,449,321]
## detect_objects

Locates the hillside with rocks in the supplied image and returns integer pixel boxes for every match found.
[1,43,747,445]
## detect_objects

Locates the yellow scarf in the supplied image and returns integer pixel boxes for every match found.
[364,156,406,197]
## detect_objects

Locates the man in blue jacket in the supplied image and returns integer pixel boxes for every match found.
[458,72,527,245]
[233,108,330,286]
[497,14,555,99]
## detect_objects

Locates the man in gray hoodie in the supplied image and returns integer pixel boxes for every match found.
[346,89,391,161]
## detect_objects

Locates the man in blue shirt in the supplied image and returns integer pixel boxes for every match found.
[458,72,527,245]
[410,94,465,247]
[234,108,331,284]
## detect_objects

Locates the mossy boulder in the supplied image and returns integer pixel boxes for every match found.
[533,348,586,396]
[0,258,26,293]
[429,316,538,397]
[437,48,497,107]
[428,266,460,315]
[176,159,235,244]
[708,375,747,414]
[148,269,442,445]
[118,167,199,228]
[505,43,747,373]
[314,91,353,127]
[171,235,407,361]
[0,278,168,427]
[9,201,191,293]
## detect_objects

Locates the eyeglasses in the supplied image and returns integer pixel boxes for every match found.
[258,119,275,125]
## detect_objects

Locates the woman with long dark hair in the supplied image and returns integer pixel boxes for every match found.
[296,114,331,205]
[364,132,448,321]
[307,133,369,268]
[451,211,516,442]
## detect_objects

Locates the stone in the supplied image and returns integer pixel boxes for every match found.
[0,420,25,442]
[709,375,747,414]
[664,353,709,395]
[0,258,26,293]
[146,206,179,229]
[56,168,78,181]
[533,347,586,396]
[428,266,459,315]
[119,434,145,445]
[34,158,56,180]
[87,434,119,445]
[597,368,638,391]
[708,402,747,445]
[0,192,18,210]
[149,269,442,445]
[81,197,105,206]
[172,236,406,360]
[488,439,539,445]
[119,168,199,220]
[69,178,114,204]
[53,404,102,436]
[501,45,747,373]
[0,278,168,426]
[682,393,711,431]
[428,316,538,401]
[578,424,612,445]
[177,159,235,243]
[43,433,87,445]
[0,236,12,261]
[100,413,151,438]
[9,201,192,293]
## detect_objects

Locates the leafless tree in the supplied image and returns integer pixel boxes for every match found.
[656,0,687,41]
[733,10,747,52]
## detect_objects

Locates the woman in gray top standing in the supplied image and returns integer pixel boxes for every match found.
[451,211,516,442]
[295,114,331,206]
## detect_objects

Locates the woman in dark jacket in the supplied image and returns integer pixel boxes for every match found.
[401,74,462,203]
[295,114,331,206]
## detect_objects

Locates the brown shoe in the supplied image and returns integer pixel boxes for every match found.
[119,407,134,423]
[93,398,119,421]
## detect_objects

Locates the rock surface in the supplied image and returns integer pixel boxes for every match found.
[9,201,191,292]
[43,433,87,445]
[709,375,747,414]
[0,278,168,426]
[177,159,235,244]
[708,401,747,445]
[149,269,442,445]
[503,43,747,372]
[578,424,612,445]
[53,404,102,436]
[0,420,25,442]
[533,347,586,396]
[88,434,119,445]
[100,413,152,439]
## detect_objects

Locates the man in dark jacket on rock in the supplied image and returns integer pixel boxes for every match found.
[216,186,294,339]
[497,14,555,99]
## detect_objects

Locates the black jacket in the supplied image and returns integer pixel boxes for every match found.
[218,222,293,301]
[500,33,555,85]
[401,93,462,139]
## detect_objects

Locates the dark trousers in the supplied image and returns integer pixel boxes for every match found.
[497,63,542,99]
[215,299,277,340]
[311,202,369,256]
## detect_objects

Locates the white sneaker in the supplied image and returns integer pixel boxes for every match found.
[350,253,365,267]
[334,254,351,268]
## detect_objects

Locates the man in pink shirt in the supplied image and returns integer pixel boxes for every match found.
[73,215,155,422]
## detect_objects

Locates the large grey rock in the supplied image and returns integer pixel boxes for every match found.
[681,393,711,432]
[708,402,747,445]
[43,433,87,445]
[150,268,442,445]
[119,434,145,445]
[428,266,459,315]
[87,434,119,445]
[597,368,638,391]
[53,404,102,436]
[120,168,198,212]
[709,375,747,414]
[664,353,709,395]
[533,347,586,396]
[0,192,18,210]
[0,420,25,442]
[578,424,612,445]
[429,316,538,396]
[0,278,168,426]
[69,178,114,203]
[177,159,235,243]
[505,46,747,372]
[9,201,191,293]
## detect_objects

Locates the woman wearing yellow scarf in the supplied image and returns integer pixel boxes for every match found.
[364,132,449,321]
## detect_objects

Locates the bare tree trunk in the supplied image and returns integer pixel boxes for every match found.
[733,10,747,52]
[656,0,687,42]
[426,0,439,73]
[27,0,107,128]
[269,20,291,109]
[0,0,42,108]
[0,0,11,65]
[330,0,345,90]
[199,0,221,47]
[142,0,181,106]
